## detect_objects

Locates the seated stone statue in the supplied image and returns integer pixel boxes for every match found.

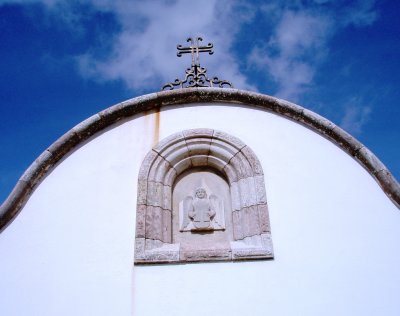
[180,187,225,232]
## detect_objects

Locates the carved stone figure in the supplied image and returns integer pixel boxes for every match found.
[135,128,273,264]
[180,187,225,232]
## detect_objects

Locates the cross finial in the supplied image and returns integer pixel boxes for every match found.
[162,36,233,91]
[177,37,214,67]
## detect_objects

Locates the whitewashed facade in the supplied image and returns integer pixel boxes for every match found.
[1,89,399,315]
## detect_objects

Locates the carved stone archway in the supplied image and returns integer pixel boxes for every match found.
[135,128,273,264]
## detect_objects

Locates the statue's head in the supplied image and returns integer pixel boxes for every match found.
[195,188,207,199]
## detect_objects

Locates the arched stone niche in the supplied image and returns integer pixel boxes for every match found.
[135,128,273,264]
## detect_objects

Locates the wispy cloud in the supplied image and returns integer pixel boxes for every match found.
[1,0,255,91]
[248,0,378,102]
[341,0,378,27]
[77,0,256,91]
[1,0,380,134]
[340,98,372,135]
[249,9,332,101]
[1,0,379,98]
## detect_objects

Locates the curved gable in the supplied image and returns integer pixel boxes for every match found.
[1,88,399,232]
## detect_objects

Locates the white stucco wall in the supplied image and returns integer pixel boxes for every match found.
[0,103,399,316]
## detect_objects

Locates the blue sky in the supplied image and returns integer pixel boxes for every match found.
[0,0,399,203]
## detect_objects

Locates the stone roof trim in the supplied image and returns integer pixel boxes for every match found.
[1,88,399,232]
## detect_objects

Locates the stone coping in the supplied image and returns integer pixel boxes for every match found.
[1,88,399,232]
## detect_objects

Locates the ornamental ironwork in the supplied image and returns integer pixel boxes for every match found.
[162,37,233,91]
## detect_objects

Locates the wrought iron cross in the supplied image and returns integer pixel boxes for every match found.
[177,37,213,67]
[162,36,233,90]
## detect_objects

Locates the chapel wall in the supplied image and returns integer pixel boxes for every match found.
[0,103,399,316]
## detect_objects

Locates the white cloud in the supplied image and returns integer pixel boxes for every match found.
[1,0,379,103]
[249,9,332,101]
[340,100,372,135]
[248,0,378,102]
[1,0,255,91]
[77,0,256,91]
[342,0,378,27]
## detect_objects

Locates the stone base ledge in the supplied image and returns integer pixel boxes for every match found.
[134,233,273,264]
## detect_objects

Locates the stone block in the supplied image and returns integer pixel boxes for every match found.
[185,136,211,157]
[254,175,267,204]
[160,141,189,166]
[46,130,79,162]
[209,138,239,163]
[190,155,208,167]
[173,157,192,175]
[223,163,238,184]
[180,248,231,262]
[188,143,211,158]
[232,210,244,240]
[183,128,214,139]
[144,244,180,263]
[238,178,249,208]
[71,113,102,139]
[145,206,163,241]
[138,150,158,180]
[145,238,164,250]
[135,205,146,238]
[144,251,178,262]
[239,236,255,246]
[0,180,31,230]
[258,203,270,233]
[164,168,177,187]
[148,155,172,183]
[162,185,172,210]
[162,209,172,243]
[248,234,262,246]
[146,181,164,207]
[186,141,211,157]
[356,146,386,174]
[241,146,264,176]
[238,177,257,208]
[274,98,304,120]
[230,234,273,260]
[19,150,54,186]
[261,233,274,255]
[229,152,253,180]
[213,130,245,150]
[331,126,363,156]
[230,182,241,211]
[207,155,226,172]
[249,205,262,236]
[153,131,184,154]
[242,205,261,237]
[231,247,273,260]
[137,180,148,205]
[134,238,145,260]
[299,109,336,133]
[157,87,199,106]
[231,235,273,260]
[374,169,400,208]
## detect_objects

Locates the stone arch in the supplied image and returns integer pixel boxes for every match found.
[135,128,273,264]
[2,88,399,234]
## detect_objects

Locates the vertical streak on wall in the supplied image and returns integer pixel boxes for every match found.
[142,109,161,152]
[153,108,160,147]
